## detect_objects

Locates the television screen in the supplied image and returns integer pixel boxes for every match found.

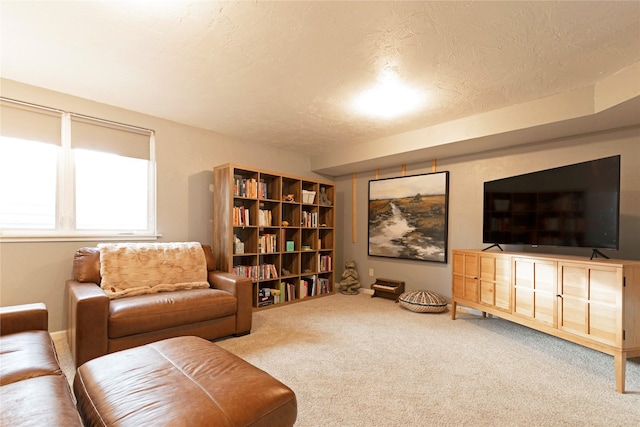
[483,155,620,250]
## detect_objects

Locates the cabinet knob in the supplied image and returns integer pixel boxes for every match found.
[556,294,563,298]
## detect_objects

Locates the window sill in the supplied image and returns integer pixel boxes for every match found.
[0,233,162,243]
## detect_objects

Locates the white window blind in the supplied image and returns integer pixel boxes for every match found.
[70,115,150,159]
[0,100,62,145]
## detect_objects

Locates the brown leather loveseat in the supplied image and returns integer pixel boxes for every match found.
[66,243,252,367]
[0,303,83,426]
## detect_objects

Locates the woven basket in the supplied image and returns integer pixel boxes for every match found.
[398,290,447,313]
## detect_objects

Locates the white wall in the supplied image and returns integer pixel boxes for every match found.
[0,79,326,331]
[335,127,640,298]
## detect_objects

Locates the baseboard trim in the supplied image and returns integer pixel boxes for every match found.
[50,330,66,340]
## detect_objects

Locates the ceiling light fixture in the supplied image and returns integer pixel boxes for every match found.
[352,67,426,119]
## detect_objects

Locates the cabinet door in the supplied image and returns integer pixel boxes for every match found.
[513,258,556,327]
[479,256,495,305]
[479,254,511,311]
[558,263,621,346]
[452,251,478,302]
[453,274,465,298]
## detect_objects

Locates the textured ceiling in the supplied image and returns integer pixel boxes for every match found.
[1,1,639,159]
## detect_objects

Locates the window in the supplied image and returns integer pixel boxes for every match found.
[0,98,157,241]
[0,138,59,229]
[74,150,149,230]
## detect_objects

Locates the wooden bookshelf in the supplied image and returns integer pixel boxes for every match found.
[213,164,335,310]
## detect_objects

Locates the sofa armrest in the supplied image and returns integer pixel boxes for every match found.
[0,303,48,335]
[209,271,253,335]
[66,280,110,367]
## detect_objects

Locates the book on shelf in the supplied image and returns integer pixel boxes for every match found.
[298,278,309,299]
[234,177,258,198]
[280,281,296,302]
[318,278,330,294]
[233,206,250,226]
[258,234,277,253]
[259,264,278,280]
[233,175,242,197]
[258,209,273,227]
[232,265,258,282]
[299,275,331,296]
[301,210,318,227]
[300,275,327,297]
[319,255,332,272]
[258,179,268,199]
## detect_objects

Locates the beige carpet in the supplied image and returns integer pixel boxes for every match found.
[53,292,640,426]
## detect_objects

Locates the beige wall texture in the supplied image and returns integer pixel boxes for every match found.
[335,127,640,299]
[0,79,323,331]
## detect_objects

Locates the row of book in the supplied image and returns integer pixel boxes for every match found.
[302,210,318,227]
[233,177,269,199]
[257,282,297,307]
[233,206,250,226]
[232,263,278,281]
[258,276,332,307]
[233,260,335,281]
[258,209,273,227]
[234,207,323,228]
[319,255,332,272]
[258,234,277,254]
[299,275,331,298]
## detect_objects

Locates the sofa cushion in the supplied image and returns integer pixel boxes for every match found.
[1,374,83,426]
[0,331,62,386]
[74,337,297,427]
[201,244,216,271]
[98,242,209,299]
[108,289,237,338]
[73,247,102,284]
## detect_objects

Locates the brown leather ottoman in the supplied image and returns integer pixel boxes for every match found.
[73,336,297,427]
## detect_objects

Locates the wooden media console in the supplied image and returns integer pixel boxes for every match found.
[451,249,640,393]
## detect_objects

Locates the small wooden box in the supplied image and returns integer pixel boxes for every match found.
[370,278,405,301]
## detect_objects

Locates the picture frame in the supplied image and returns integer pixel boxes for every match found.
[368,171,449,263]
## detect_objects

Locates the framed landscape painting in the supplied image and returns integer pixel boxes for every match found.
[368,171,449,263]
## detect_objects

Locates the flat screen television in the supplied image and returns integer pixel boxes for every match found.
[483,155,620,253]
